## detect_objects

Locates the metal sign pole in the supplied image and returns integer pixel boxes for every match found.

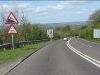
[12,34,14,50]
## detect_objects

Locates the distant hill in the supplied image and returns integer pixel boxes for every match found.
[41,21,87,28]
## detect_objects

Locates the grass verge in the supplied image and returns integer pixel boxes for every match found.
[0,41,50,64]
[86,39,100,43]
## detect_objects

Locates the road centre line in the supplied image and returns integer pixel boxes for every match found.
[66,38,100,68]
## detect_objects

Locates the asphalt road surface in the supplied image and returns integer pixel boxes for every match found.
[6,38,100,75]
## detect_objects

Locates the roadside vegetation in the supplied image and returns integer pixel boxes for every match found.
[0,10,50,64]
[87,39,100,43]
[79,9,100,43]
[0,41,49,64]
[54,25,79,39]
[0,10,48,44]
[53,9,100,43]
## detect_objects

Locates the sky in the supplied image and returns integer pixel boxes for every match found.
[0,1,100,24]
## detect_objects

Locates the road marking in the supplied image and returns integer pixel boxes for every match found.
[66,38,100,68]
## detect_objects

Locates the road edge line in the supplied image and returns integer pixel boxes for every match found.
[66,38,100,68]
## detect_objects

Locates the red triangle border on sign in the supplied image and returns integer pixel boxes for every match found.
[7,24,18,34]
[5,12,19,24]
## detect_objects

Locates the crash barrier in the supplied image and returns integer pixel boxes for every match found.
[0,39,49,51]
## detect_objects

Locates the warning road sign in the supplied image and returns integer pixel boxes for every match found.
[5,12,19,24]
[7,24,18,34]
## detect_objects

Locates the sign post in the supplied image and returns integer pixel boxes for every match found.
[5,12,19,50]
[12,34,14,50]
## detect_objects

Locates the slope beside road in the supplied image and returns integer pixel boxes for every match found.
[6,39,100,75]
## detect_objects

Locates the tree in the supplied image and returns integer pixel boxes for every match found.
[88,9,100,28]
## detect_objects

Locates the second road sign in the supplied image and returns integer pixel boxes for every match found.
[7,24,18,34]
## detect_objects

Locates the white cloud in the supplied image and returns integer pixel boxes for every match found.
[1,4,9,8]
[33,1,90,14]
[54,4,65,10]
[0,1,93,16]
[32,3,65,14]
[76,7,97,15]
[60,1,90,5]
[0,4,8,9]
[0,3,32,11]
[17,3,32,9]
[57,1,91,9]
[0,1,90,14]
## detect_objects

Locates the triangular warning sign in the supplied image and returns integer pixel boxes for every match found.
[7,25,17,34]
[5,12,19,24]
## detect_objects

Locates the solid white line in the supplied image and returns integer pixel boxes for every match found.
[66,38,100,68]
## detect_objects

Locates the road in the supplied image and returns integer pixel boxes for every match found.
[6,38,100,75]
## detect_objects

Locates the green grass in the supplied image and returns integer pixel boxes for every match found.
[86,39,100,43]
[0,41,49,64]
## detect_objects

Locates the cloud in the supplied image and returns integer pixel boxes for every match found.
[0,1,94,19]
[33,1,90,13]
[54,4,65,9]
[0,1,90,14]
[17,3,32,9]
[0,3,32,11]
[32,3,65,14]
[60,1,90,5]
[76,6,97,14]
[57,1,91,9]
[0,4,9,8]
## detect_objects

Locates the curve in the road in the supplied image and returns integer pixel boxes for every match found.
[6,39,100,75]
[66,38,100,68]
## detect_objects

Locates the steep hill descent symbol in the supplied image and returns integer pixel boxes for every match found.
[5,12,19,24]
